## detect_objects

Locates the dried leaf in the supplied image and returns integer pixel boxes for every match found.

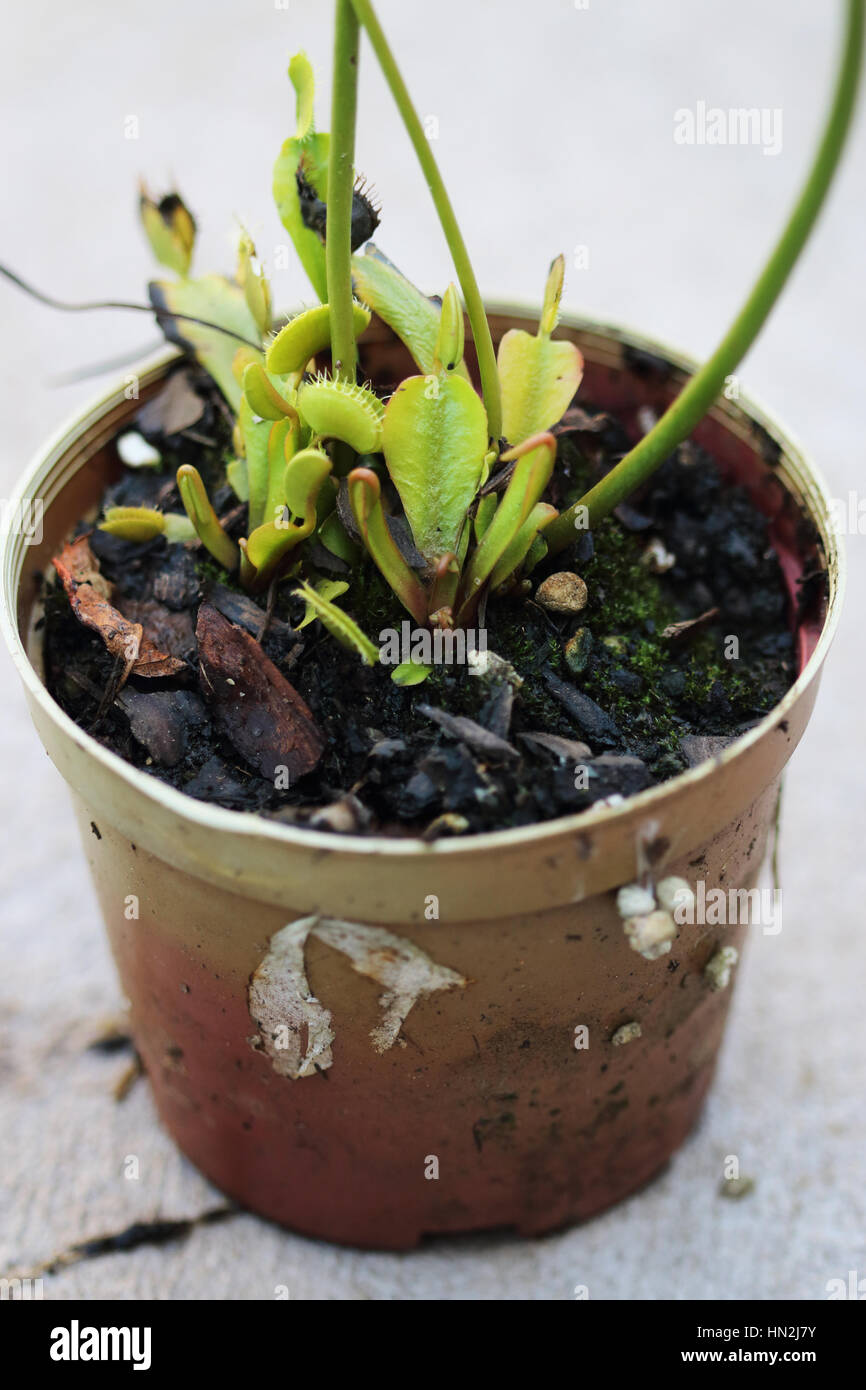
[53,539,186,683]
[137,369,205,436]
[661,607,720,642]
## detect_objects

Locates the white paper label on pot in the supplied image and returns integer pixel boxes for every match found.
[249,915,467,1079]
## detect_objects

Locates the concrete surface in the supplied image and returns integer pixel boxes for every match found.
[0,0,864,1300]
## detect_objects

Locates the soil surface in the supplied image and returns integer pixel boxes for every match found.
[42,363,802,838]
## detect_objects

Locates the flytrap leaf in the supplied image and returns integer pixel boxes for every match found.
[149,273,262,412]
[497,255,583,446]
[347,467,428,625]
[242,361,299,421]
[351,245,470,380]
[457,432,557,621]
[298,375,385,454]
[176,465,240,572]
[381,286,487,563]
[488,502,558,591]
[273,53,330,302]
[266,301,371,376]
[243,446,332,590]
[100,506,195,544]
[238,395,273,533]
[139,187,196,278]
[293,579,379,665]
[237,232,272,338]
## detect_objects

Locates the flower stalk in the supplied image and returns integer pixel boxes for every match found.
[347,0,502,442]
[327,0,362,379]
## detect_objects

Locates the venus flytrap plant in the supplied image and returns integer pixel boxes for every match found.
[93,0,862,685]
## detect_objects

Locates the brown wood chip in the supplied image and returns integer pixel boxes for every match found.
[518,731,593,762]
[196,603,323,782]
[417,704,519,760]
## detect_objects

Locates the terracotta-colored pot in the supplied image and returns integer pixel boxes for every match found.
[0,311,841,1249]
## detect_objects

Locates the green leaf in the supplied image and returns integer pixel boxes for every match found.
[497,256,583,445]
[149,273,262,411]
[382,373,487,562]
[295,578,348,628]
[319,509,361,565]
[474,491,498,541]
[293,579,379,664]
[226,459,249,502]
[350,245,470,380]
[391,660,432,686]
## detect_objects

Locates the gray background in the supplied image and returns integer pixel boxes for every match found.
[0,0,863,1300]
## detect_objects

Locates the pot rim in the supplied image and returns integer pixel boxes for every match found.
[0,306,845,863]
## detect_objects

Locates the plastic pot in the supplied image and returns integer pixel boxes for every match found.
[0,310,841,1249]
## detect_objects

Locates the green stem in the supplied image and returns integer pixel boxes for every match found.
[547,0,864,552]
[327,0,361,380]
[348,0,502,441]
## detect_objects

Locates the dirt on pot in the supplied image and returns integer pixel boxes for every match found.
[40,362,802,839]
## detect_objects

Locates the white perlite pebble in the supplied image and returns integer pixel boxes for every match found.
[117,431,162,467]
[704,945,739,991]
[641,537,676,573]
[466,649,524,687]
[611,1021,642,1046]
[656,876,695,919]
[624,910,677,960]
[616,882,656,918]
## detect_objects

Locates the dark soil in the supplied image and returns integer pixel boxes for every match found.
[42,363,802,838]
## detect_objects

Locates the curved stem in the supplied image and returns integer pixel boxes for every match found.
[327,0,361,380]
[547,0,864,551]
[348,0,502,441]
